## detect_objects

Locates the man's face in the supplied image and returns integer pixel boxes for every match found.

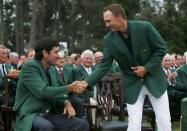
[27,50,35,60]
[55,58,65,68]
[176,55,183,66]
[45,47,60,66]
[170,57,175,67]
[182,56,186,64]
[66,57,72,64]
[103,10,121,31]
[75,58,81,66]
[162,56,171,69]
[94,53,103,64]
[0,48,8,64]
[81,54,93,68]
[11,56,19,64]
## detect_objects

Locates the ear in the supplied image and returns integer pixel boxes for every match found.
[116,14,123,21]
[42,50,48,58]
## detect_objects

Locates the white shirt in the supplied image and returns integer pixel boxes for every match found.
[0,64,7,76]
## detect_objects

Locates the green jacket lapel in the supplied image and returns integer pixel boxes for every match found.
[80,65,89,77]
[113,32,134,64]
[130,21,139,62]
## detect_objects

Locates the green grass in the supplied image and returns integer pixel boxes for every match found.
[112,115,181,131]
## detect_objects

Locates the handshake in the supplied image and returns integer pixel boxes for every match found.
[68,80,88,94]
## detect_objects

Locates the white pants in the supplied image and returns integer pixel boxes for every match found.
[126,85,171,131]
[89,97,98,124]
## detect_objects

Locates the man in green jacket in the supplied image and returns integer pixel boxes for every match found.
[168,63,187,120]
[14,37,89,131]
[82,3,171,131]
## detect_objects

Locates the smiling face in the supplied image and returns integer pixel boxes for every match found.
[103,10,124,31]
[94,52,103,64]
[81,54,94,68]
[0,47,9,64]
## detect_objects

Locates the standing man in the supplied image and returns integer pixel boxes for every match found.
[14,37,89,131]
[83,3,171,131]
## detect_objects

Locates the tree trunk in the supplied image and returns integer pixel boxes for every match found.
[15,0,24,54]
[0,0,4,44]
[69,0,76,53]
[29,0,39,47]
[29,0,48,47]
[51,0,60,40]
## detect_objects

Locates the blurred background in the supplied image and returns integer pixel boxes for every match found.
[0,0,186,55]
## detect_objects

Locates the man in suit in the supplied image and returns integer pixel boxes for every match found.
[0,45,19,128]
[81,3,171,131]
[0,45,9,95]
[0,45,18,105]
[0,45,11,124]
[168,63,187,121]
[74,50,96,99]
[13,37,89,131]
[72,50,97,122]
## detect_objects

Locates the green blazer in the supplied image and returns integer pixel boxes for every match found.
[172,64,187,92]
[86,20,167,104]
[14,59,68,131]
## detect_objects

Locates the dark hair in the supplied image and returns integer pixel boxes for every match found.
[103,3,126,19]
[34,37,59,60]
[74,54,81,61]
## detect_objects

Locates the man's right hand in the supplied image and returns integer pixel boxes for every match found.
[67,81,88,94]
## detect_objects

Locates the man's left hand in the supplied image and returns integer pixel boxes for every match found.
[63,101,76,118]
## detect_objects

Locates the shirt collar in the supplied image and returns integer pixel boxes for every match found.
[82,65,91,71]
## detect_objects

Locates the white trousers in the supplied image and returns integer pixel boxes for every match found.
[89,97,98,124]
[126,85,171,131]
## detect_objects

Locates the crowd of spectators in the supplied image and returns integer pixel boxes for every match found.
[0,43,187,130]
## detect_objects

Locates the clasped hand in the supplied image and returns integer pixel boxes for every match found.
[68,80,88,94]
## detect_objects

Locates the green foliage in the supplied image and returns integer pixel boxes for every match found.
[3,0,15,49]
[1,0,187,54]
[135,0,187,54]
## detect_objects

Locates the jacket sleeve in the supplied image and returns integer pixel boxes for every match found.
[21,63,68,100]
[144,22,167,74]
[85,38,113,86]
[174,69,187,92]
